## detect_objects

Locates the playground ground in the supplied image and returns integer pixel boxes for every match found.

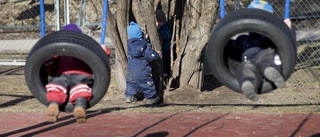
[1,65,320,136]
[1,1,320,136]
[0,112,320,137]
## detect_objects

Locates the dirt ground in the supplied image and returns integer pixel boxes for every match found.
[1,65,320,114]
[1,1,320,114]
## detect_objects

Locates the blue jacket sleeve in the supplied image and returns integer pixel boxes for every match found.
[144,43,160,62]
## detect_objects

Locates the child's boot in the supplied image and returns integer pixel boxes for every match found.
[73,97,87,123]
[146,95,160,105]
[47,101,59,122]
[255,48,285,88]
[264,65,285,88]
[236,60,262,101]
[125,95,137,103]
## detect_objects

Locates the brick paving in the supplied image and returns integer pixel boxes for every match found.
[0,112,320,137]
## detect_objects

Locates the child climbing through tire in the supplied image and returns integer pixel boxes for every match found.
[227,0,295,101]
[44,24,111,123]
[233,34,286,101]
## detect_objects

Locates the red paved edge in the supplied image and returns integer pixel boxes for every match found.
[0,112,320,137]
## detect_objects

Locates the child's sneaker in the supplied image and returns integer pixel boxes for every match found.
[74,97,87,123]
[46,101,59,122]
[241,80,258,101]
[126,95,137,103]
[264,66,285,88]
[146,96,160,105]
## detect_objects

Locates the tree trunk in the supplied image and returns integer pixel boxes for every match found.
[109,0,220,91]
[107,8,127,91]
[116,0,129,54]
[169,0,219,89]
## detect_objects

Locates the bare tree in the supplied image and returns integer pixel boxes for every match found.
[107,0,219,91]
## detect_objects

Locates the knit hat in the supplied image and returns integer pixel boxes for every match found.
[127,21,142,39]
[62,23,82,33]
[247,0,274,13]
[155,9,166,22]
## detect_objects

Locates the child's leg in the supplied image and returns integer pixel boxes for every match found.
[45,76,68,122]
[68,74,92,123]
[73,97,87,123]
[46,101,59,122]
[138,77,160,105]
[236,60,262,101]
[162,50,171,78]
[125,78,139,103]
[254,48,285,88]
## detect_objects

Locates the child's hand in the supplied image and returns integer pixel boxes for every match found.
[156,50,162,56]
[101,44,111,57]
[283,18,292,29]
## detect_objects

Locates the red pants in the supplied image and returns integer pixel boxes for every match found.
[46,74,92,105]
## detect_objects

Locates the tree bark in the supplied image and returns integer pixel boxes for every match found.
[109,0,220,91]
[107,9,127,91]
[169,0,218,89]
[116,0,129,54]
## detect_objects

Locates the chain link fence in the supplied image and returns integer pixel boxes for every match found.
[0,0,106,65]
[1,0,320,89]
[223,0,320,89]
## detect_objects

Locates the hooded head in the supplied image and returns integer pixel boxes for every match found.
[155,9,166,22]
[62,23,82,33]
[247,0,274,13]
[127,21,143,39]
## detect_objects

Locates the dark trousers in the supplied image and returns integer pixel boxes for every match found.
[236,48,281,89]
[125,71,157,99]
[49,74,92,89]
[162,50,170,76]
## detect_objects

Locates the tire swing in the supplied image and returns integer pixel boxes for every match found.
[24,30,111,112]
[206,8,296,94]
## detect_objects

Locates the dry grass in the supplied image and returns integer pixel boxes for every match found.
[1,65,320,114]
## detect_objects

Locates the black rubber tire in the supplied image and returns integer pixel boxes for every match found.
[25,31,111,112]
[206,9,296,94]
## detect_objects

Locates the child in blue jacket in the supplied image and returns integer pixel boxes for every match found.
[156,9,172,79]
[125,21,162,105]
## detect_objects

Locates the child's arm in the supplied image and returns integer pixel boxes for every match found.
[144,43,160,62]
[283,18,296,40]
[283,18,292,29]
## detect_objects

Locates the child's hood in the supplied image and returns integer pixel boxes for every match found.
[128,38,148,58]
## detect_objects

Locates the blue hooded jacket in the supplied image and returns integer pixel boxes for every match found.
[126,38,160,81]
[158,23,172,51]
